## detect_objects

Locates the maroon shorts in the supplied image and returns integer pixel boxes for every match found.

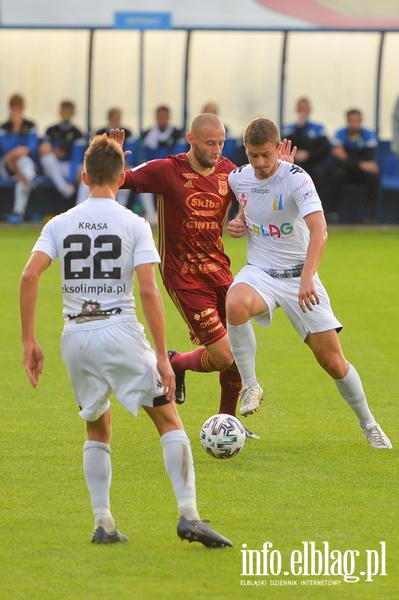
[167,285,230,346]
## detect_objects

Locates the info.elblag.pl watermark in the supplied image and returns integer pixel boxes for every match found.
[240,541,387,586]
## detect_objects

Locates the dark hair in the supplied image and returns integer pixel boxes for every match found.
[9,93,25,109]
[346,109,362,119]
[60,100,75,111]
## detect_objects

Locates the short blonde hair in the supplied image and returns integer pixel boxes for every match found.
[84,134,124,185]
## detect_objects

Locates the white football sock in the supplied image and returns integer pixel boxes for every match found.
[227,321,258,386]
[16,155,36,182]
[161,429,200,521]
[334,363,376,429]
[83,440,115,531]
[13,181,32,216]
[40,152,74,197]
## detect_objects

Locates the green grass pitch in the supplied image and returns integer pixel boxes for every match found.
[0,224,398,600]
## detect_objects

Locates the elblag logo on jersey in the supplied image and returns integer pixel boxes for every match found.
[246,219,294,238]
[272,194,283,211]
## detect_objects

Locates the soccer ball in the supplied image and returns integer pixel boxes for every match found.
[200,414,246,459]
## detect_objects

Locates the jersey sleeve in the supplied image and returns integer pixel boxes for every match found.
[290,167,324,218]
[132,216,161,267]
[31,216,60,260]
[227,168,239,196]
[122,159,168,193]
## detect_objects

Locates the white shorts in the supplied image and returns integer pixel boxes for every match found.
[231,264,342,341]
[61,320,167,421]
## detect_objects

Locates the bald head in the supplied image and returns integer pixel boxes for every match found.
[189,113,225,136]
[186,113,226,170]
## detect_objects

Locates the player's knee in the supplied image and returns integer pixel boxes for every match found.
[146,402,183,435]
[226,292,249,323]
[211,349,234,371]
[39,141,52,156]
[9,146,29,159]
[320,354,348,379]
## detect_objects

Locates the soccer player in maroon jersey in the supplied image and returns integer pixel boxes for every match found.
[113,114,294,438]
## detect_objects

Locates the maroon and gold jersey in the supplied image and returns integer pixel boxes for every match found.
[122,153,236,289]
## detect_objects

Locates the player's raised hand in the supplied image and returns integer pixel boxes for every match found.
[110,128,132,159]
[279,138,297,164]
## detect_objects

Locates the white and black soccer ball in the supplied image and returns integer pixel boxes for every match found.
[200,414,246,459]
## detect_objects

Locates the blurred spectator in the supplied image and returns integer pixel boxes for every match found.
[0,93,39,223]
[39,100,84,199]
[142,105,184,151]
[283,97,331,204]
[76,107,133,207]
[140,105,184,227]
[96,107,133,140]
[330,109,379,223]
[201,101,230,137]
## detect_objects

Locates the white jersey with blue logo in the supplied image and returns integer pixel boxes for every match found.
[32,198,160,330]
[228,160,323,271]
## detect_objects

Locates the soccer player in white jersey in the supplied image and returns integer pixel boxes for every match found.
[19,134,233,547]
[226,117,391,449]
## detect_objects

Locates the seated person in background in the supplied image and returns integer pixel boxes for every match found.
[76,107,133,208]
[330,109,379,223]
[140,105,185,227]
[201,101,230,137]
[142,105,184,152]
[283,97,331,205]
[39,100,84,199]
[0,93,39,223]
[96,107,133,140]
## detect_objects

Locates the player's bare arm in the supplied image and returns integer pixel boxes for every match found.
[135,263,176,401]
[299,211,328,313]
[20,251,51,388]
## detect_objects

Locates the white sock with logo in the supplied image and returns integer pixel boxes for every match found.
[227,321,258,387]
[161,429,200,521]
[334,363,376,429]
[83,440,115,532]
